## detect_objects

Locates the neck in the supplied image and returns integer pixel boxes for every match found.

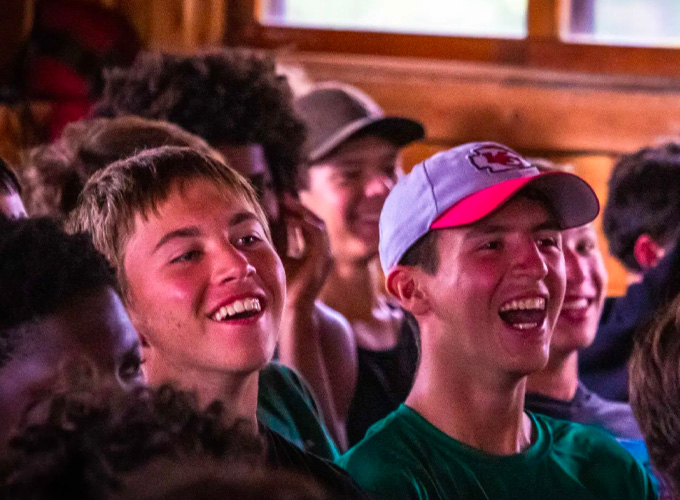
[525,351,579,401]
[320,257,382,321]
[406,328,533,455]
[145,353,260,433]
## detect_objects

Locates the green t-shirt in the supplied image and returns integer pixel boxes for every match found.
[257,362,339,460]
[337,404,656,500]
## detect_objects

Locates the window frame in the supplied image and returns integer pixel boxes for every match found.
[226,0,680,77]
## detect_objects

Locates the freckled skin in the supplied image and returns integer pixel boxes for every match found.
[123,179,286,382]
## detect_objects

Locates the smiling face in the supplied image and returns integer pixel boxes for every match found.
[417,197,566,378]
[123,178,285,382]
[0,287,144,444]
[550,224,607,356]
[300,135,400,262]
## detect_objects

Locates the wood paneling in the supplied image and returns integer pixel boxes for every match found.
[104,0,227,53]
[282,52,680,156]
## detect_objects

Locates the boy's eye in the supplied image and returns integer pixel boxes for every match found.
[119,355,145,383]
[170,250,201,264]
[537,236,560,248]
[382,164,397,179]
[236,234,262,247]
[576,240,596,254]
[338,168,362,181]
[480,240,503,250]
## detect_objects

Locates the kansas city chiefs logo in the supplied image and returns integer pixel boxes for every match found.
[467,145,532,173]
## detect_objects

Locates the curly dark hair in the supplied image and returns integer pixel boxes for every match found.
[603,143,680,272]
[93,49,305,194]
[629,293,680,497]
[0,217,116,368]
[0,381,264,500]
[0,157,21,196]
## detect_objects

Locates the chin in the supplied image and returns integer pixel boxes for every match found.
[509,350,550,376]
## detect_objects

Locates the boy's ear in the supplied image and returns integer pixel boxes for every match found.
[633,234,666,271]
[386,266,430,316]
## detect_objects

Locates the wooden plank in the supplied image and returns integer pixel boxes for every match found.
[280,52,680,156]
[528,0,561,39]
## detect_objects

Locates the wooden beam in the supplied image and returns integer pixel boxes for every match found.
[528,0,561,39]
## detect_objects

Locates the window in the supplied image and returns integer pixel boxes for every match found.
[261,0,527,38]
[568,0,680,47]
[227,0,680,77]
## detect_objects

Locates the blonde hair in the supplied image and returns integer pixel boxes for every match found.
[67,146,269,298]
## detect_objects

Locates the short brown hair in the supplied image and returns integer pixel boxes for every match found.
[399,230,439,274]
[22,116,220,221]
[629,293,680,495]
[67,146,269,298]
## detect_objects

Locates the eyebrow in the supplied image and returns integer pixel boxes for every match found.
[335,151,398,165]
[229,211,261,227]
[469,220,561,236]
[152,212,262,254]
[153,226,201,254]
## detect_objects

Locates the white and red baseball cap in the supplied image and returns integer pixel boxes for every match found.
[379,142,600,273]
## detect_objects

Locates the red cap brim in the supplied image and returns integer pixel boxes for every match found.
[430,172,599,230]
[431,177,535,229]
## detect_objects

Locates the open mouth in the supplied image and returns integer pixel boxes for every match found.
[560,296,593,321]
[498,297,547,331]
[210,297,262,322]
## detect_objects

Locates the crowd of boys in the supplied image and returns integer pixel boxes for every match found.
[0,47,678,500]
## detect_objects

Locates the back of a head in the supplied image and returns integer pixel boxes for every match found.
[603,143,680,272]
[21,116,218,221]
[93,49,305,194]
[630,294,680,496]
[0,217,116,369]
[0,382,265,500]
[112,459,336,500]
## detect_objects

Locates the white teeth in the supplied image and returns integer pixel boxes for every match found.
[211,298,261,321]
[562,298,589,310]
[499,297,546,313]
[513,322,539,330]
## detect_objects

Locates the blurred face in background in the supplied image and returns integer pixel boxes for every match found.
[549,224,607,357]
[300,135,400,263]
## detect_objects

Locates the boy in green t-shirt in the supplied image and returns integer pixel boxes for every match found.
[337,142,656,500]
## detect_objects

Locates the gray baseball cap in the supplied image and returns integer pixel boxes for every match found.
[294,82,425,163]
[379,141,600,273]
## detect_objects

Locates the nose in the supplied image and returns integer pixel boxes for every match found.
[564,246,586,286]
[211,239,256,285]
[364,172,394,198]
[511,237,549,280]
